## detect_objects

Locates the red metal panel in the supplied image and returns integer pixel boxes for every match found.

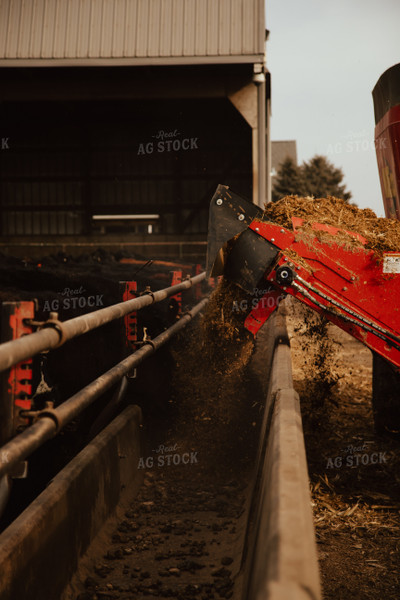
[8,304,34,412]
[245,288,283,335]
[247,220,400,368]
[121,281,138,348]
[209,275,223,289]
[1,302,34,440]
[171,270,182,313]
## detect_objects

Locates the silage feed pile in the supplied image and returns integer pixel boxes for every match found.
[262,195,400,254]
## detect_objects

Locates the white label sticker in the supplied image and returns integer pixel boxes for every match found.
[383,254,400,274]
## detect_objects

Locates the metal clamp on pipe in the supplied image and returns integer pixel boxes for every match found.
[19,401,55,424]
[142,339,156,350]
[36,406,62,433]
[26,312,66,348]
[180,309,194,319]
[140,286,155,303]
[39,312,65,347]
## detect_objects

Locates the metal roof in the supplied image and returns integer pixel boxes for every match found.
[0,0,265,66]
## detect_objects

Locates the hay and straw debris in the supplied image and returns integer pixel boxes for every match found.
[262,195,400,254]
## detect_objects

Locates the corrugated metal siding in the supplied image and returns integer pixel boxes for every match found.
[0,0,265,63]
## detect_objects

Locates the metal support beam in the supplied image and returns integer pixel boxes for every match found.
[253,66,267,208]
[265,72,272,205]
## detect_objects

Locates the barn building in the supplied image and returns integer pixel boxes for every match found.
[0,0,269,260]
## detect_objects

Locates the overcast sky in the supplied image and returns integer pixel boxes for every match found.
[266,0,400,216]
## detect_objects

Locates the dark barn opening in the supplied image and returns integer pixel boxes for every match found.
[0,97,252,237]
[0,62,264,260]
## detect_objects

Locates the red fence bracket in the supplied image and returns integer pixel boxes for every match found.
[210,275,223,289]
[120,281,138,350]
[171,270,183,314]
[0,302,34,478]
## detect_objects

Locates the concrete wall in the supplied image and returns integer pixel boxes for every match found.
[242,309,321,600]
[0,405,143,600]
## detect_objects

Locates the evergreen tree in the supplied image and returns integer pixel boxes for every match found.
[272,157,306,203]
[272,154,352,202]
[301,155,352,201]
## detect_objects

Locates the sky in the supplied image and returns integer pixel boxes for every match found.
[266,0,400,216]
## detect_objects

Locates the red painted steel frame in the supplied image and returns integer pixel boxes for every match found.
[4,302,35,437]
[171,270,183,314]
[121,281,138,349]
[245,220,400,369]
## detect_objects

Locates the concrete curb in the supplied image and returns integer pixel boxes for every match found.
[0,404,143,600]
[243,309,322,600]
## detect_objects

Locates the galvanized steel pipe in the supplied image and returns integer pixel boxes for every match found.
[0,272,206,373]
[0,297,208,479]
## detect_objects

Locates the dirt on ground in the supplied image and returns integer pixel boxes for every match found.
[66,460,250,600]
[262,195,400,254]
[286,298,400,600]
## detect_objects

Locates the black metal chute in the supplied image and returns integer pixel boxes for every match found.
[206,185,279,293]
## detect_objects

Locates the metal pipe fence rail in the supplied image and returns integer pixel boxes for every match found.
[241,307,322,600]
[0,271,206,373]
[0,296,209,480]
[0,297,323,600]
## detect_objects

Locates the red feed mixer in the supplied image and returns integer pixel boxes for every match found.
[206,185,400,370]
[245,219,400,369]
[205,63,400,435]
